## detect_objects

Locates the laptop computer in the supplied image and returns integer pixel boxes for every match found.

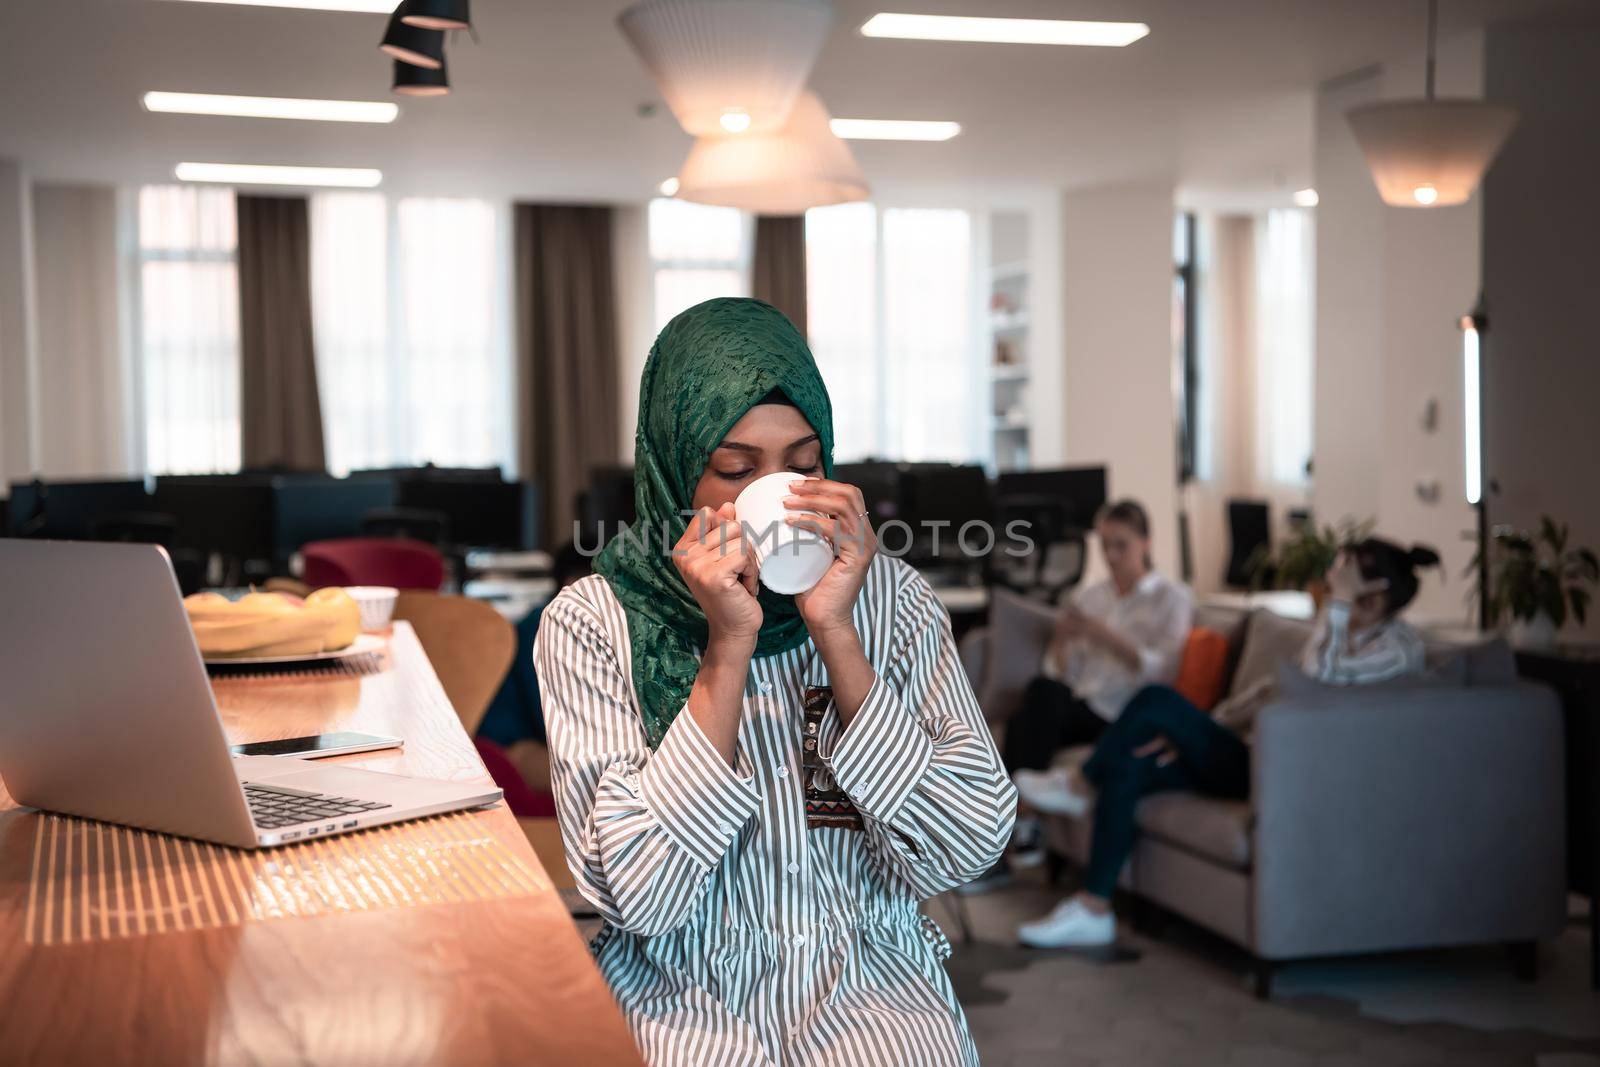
[0,539,502,849]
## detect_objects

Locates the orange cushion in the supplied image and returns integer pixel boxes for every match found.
[1173,627,1230,711]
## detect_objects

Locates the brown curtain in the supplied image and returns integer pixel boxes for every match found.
[515,203,621,549]
[236,194,326,471]
[752,214,807,336]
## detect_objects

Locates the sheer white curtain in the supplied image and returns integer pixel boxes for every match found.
[310,193,511,476]
[397,197,505,469]
[1254,208,1315,487]
[310,192,391,473]
[138,185,240,474]
[805,202,879,459]
[882,208,973,462]
[805,203,976,463]
[648,198,749,334]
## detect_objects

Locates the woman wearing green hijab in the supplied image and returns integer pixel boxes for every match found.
[535,297,1014,1067]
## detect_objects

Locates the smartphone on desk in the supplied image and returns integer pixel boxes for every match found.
[230,732,404,760]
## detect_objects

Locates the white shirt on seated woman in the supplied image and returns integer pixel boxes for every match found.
[1034,499,1194,724]
[1041,567,1194,722]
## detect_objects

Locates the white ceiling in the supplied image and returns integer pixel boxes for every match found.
[0,0,1589,204]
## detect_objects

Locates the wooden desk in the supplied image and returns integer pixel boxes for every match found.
[0,624,641,1067]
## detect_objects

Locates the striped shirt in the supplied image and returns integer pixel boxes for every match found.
[534,553,1015,1067]
[1299,600,1427,685]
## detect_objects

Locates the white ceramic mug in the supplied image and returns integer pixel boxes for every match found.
[733,472,835,595]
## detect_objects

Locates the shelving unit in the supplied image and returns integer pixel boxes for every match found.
[987,211,1031,471]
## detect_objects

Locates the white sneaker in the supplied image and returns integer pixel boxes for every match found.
[1013,768,1090,818]
[1017,897,1116,949]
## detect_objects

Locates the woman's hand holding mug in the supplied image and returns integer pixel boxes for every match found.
[783,478,877,640]
[674,502,762,646]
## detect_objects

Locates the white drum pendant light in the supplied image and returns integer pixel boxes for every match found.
[675,90,868,213]
[617,0,835,136]
[1346,0,1518,207]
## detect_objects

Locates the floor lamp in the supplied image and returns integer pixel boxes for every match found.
[1462,293,1489,631]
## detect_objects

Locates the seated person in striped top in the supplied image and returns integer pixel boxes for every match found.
[535,298,1014,1067]
[1014,538,1439,949]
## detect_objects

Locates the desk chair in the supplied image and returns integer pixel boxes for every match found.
[393,592,516,734]
[302,537,445,591]
[362,506,451,546]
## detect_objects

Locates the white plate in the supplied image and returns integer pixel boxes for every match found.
[203,632,387,667]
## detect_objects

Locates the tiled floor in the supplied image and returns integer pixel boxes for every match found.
[943,871,1600,1067]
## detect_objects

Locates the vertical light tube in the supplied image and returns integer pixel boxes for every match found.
[1463,320,1482,505]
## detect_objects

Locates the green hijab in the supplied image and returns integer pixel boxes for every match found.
[594,297,835,749]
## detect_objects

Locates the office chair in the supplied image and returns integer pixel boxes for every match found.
[362,506,451,546]
[301,537,446,591]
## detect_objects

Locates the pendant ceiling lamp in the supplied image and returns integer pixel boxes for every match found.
[399,0,469,31]
[617,0,834,136]
[392,57,449,97]
[1346,0,1517,207]
[380,5,445,69]
[674,90,868,213]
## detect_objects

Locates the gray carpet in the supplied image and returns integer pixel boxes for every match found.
[941,871,1600,1067]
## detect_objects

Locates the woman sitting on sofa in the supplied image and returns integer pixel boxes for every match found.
[1014,537,1440,949]
[976,500,1192,889]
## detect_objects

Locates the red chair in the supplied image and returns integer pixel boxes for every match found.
[300,537,445,591]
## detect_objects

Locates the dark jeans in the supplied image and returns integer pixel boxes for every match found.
[1003,676,1108,774]
[1080,685,1250,899]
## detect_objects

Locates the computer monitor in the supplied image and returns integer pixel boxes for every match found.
[994,466,1108,533]
[152,477,279,573]
[395,478,538,550]
[832,461,992,569]
[5,478,152,539]
[903,463,993,536]
[274,478,397,562]
[349,465,503,483]
[575,466,636,549]
[832,461,903,525]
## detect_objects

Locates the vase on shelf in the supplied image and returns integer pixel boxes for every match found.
[1510,611,1559,650]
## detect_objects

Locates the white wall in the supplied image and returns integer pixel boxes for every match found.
[1482,21,1600,638]
[1060,181,1181,578]
[31,183,137,478]
[1311,32,1485,626]
[611,203,651,464]
[1185,213,1265,595]
[0,159,38,484]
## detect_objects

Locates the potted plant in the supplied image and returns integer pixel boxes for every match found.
[1251,517,1374,609]
[1474,516,1599,648]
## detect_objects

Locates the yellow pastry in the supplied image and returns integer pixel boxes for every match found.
[184,588,361,657]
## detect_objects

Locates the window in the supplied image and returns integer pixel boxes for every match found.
[806,203,976,462]
[310,193,511,476]
[648,198,749,334]
[137,185,241,475]
[1254,208,1314,486]
[1173,211,1198,483]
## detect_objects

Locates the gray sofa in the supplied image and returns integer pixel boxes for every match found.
[960,590,1568,996]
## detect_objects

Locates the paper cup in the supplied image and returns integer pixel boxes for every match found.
[344,586,398,632]
[733,472,835,595]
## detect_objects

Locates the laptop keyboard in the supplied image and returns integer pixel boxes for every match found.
[245,783,392,832]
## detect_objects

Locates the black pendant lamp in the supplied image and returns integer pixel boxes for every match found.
[380,6,445,69]
[399,0,469,31]
[392,57,449,97]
